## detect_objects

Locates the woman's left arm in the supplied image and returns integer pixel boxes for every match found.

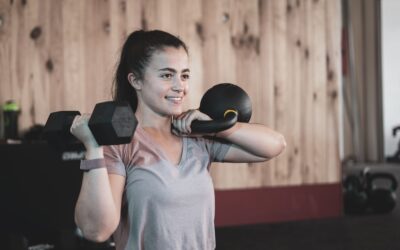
[172,109,286,163]
[216,122,286,163]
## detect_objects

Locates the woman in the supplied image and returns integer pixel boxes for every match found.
[71,30,286,250]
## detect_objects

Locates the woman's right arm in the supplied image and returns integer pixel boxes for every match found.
[71,115,125,242]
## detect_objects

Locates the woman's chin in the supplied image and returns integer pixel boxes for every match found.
[170,110,183,116]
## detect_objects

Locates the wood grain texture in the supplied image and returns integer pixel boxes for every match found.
[0,0,341,188]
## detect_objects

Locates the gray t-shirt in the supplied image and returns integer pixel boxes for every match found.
[103,126,231,250]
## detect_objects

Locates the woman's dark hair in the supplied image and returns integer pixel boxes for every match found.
[112,30,188,111]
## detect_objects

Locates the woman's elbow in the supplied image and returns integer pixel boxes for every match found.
[75,215,118,243]
[279,134,287,152]
[84,230,113,243]
[269,134,287,158]
[78,224,115,243]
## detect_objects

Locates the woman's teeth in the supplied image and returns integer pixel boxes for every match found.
[166,97,182,101]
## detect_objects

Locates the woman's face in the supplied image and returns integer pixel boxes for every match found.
[136,46,190,117]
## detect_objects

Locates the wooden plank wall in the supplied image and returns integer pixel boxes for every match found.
[0,0,341,189]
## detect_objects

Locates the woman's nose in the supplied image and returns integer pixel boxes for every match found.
[172,78,185,92]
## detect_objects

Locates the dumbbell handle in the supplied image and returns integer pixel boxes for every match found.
[191,110,238,134]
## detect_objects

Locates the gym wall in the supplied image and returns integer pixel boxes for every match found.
[0,0,342,191]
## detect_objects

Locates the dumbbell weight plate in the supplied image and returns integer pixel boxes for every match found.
[89,101,137,145]
[43,111,81,147]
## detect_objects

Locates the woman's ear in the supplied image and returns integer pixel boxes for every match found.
[127,73,142,90]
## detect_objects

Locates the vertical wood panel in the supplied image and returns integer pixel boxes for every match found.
[177,0,204,109]
[109,0,128,68]
[270,0,288,185]
[301,0,314,184]
[125,0,143,32]
[20,0,43,127]
[325,0,341,182]
[47,0,64,112]
[83,0,112,112]
[62,0,85,110]
[286,0,303,185]
[0,0,342,188]
[204,0,240,189]
[0,0,13,119]
[231,0,263,187]
[310,0,327,183]
[259,0,275,186]
[200,0,219,89]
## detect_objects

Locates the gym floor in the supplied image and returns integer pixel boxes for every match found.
[215,162,400,250]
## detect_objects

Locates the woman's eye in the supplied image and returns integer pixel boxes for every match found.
[161,73,173,79]
[182,74,190,80]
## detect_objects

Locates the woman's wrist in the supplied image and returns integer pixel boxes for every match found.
[215,122,241,139]
[84,146,104,160]
[80,158,106,171]
[80,143,105,171]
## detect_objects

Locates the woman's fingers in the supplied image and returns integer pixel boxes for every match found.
[183,109,199,133]
[69,113,98,145]
[70,114,89,132]
[174,109,194,134]
[173,109,212,135]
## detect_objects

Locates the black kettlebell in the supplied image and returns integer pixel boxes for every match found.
[191,83,252,134]
[366,172,398,214]
[343,174,368,214]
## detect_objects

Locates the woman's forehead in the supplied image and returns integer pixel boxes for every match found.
[148,47,189,70]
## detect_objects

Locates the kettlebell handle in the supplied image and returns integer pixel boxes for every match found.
[367,172,398,191]
[191,110,238,133]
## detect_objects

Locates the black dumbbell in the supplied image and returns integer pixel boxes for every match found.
[43,101,137,147]
[191,83,252,134]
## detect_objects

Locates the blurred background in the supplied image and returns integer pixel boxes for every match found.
[0,0,399,249]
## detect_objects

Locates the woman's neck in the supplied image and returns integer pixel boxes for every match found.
[135,109,172,132]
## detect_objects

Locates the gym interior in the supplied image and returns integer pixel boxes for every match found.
[1,0,399,249]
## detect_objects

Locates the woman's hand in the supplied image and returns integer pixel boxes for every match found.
[172,109,212,136]
[70,114,99,149]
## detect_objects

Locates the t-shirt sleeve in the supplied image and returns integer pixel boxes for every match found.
[103,145,127,177]
[205,137,231,162]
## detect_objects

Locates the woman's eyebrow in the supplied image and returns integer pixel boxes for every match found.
[158,67,190,73]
